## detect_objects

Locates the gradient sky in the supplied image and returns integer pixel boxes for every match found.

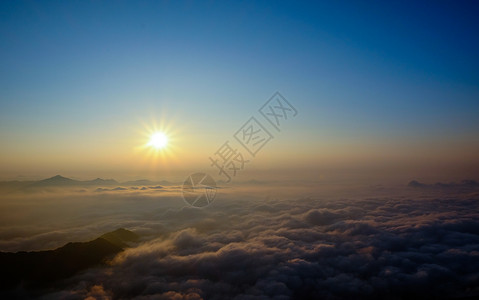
[1,1,478,181]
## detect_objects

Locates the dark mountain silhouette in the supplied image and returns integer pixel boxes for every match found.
[0,228,138,291]
[26,175,119,189]
[122,179,156,186]
[149,185,163,189]
[407,180,426,188]
[100,228,139,248]
[38,175,75,185]
[0,176,174,193]
[87,178,119,186]
[112,187,127,191]
[122,179,172,186]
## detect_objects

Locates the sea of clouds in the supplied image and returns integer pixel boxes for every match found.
[1,182,479,299]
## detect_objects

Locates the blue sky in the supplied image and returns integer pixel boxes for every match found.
[0,1,478,178]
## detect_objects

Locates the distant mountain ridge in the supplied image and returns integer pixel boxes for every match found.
[30,175,119,187]
[0,175,173,193]
[0,228,139,292]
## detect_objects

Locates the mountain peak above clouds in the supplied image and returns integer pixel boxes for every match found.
[0,228,139,292]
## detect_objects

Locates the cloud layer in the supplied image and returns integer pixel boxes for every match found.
[31,185,479,299]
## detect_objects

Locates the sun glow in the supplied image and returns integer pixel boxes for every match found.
[148,132,168,150]
[136,117,182,168]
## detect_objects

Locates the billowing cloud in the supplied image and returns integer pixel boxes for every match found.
[16,184,475,299]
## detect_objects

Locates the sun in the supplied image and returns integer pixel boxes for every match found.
[136,118,180,165]
[148,132,168,150]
